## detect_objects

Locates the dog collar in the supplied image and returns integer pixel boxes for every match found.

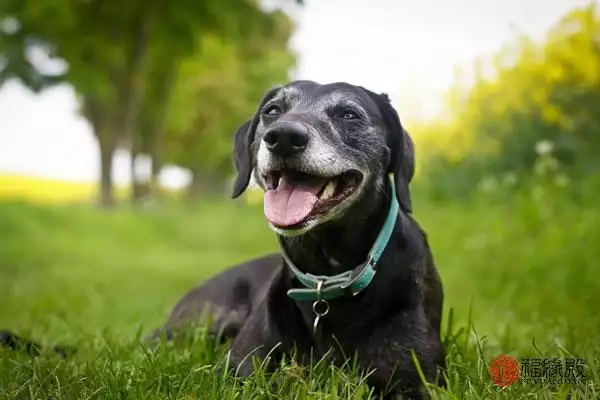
[280,175,399,302]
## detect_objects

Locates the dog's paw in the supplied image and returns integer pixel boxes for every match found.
[232,357,255,377]
[219,349,255,378]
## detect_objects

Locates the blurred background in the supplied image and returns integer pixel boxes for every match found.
[0,0,598,366]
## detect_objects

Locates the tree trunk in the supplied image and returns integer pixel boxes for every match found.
[143,66,176,200]
[99,140,115,208]
[86,96,117,209]
[187,169,224,200]
[149,129,162,198]
[187,170,204,201]
[118,4,153,151]
[130,131,154,204]
[130,149,143,203]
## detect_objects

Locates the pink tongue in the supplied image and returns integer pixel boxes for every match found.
[264,175,324,227]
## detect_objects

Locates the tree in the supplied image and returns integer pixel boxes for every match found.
[0,0,302,207]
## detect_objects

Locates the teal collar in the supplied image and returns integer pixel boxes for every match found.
[281,175,400,302]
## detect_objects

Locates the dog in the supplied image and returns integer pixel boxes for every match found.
[1,80,446,399]
[150,80,446,398]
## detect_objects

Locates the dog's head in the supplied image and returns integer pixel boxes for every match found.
[231,80,415,236]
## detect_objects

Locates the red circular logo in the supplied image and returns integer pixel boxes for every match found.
[489,354,520,387]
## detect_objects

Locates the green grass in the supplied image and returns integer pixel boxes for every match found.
[0,182,599,399]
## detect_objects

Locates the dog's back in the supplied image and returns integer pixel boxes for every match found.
[149,254,282,341]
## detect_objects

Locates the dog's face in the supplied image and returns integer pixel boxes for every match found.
[231,80,415,236]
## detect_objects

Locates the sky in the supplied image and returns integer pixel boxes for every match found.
[0,0,592,187]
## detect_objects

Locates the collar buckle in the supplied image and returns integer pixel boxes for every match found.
[340,257,376,297]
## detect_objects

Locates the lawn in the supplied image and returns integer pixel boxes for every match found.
[0,178,598,399]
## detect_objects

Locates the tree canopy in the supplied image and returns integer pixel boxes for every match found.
[0,0,300,205]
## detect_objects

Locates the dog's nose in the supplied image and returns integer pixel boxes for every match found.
[263,123,309,157]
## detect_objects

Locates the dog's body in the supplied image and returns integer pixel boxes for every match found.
[156,221,444,399]
[1,81,446,399]
[151,81,446,398]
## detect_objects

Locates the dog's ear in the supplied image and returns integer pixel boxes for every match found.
[231,120,254,199]
[364,89,415,213]
[395,127,415,212]
[231,85,283,199]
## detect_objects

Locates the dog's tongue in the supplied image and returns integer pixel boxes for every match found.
[264,174,325,227]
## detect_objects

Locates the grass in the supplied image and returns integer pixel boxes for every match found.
[0,175,599,399]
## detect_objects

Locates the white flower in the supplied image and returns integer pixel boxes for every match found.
[535,140,554,156]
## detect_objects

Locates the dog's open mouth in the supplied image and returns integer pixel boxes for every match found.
[262,169,363,229]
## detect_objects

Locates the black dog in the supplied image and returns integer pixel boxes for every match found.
[152,81,446,398]
[1,81,446,399]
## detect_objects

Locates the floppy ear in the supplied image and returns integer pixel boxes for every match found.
[363,90,415,213]
[231,120,254,199]
[230,85,283,199]
[395,127,415,212]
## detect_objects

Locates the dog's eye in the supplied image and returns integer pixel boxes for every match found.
[263,105,282,116]
[342,110,359,120]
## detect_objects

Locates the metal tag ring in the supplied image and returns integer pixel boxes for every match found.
[312,299,330,317]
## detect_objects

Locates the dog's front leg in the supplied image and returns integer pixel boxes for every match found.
[354,310,444,400]
[227,301,283,377]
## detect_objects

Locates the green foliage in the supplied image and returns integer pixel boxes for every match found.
[1,174,599,398]
[162,9,296,178]
[0,0,295,100]
[414,3,600,199]
[1,0,300,204]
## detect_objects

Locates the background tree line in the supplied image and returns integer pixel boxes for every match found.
[0,0,301,207]
[2,1,597,208]
[413,3,600,200]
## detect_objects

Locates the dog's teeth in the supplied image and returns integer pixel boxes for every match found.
[265,174,280,190]
[321,181,336,200]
